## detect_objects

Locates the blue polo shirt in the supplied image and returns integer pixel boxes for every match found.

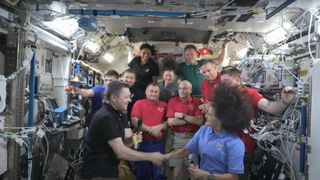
[91,85,106,115]
[186,125,244,174]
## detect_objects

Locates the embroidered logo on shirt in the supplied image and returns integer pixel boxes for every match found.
[215,142,224,150]
[130,94,135,98]
[158,107,164,112]
[145,68,150,72]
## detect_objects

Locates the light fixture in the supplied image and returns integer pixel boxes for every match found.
[236,47,248,58]
[49,1,66,14]
[263,27,287,45]
[222,57,230,67]
[127,51,133,63]
[282,21,292,30]
[101,52,114,63]
[29,25,72,51]
[84,41,101,54]
[43,17,79,38]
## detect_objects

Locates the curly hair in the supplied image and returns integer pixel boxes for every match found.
[162,57,178,73]
[212,82,252,132]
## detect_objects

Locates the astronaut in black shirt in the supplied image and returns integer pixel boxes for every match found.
[128,43,159,92]
[120,68,145,118]
[78,81,164,179]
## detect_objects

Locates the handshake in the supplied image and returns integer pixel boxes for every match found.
[147,151,173,166]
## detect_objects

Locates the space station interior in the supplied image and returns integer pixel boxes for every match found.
[0,0,319,180]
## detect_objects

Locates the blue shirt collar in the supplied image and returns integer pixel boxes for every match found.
[209,127,227,138]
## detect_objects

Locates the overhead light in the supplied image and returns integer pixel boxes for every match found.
[222,57,230,67]
[84,41,101,54]
[120,35,126,40]
[101,52,114,63]
[283,21,292,30]
[49,1,66,14]
[128,51,133,63]
[236,47,248,58]
[43,17,79,38]
[263,27,287,44]
[29,25,71,51]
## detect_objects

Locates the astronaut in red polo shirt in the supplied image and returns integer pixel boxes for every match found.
[220,66,295,180]
[166,80,204,180]
[131,83,168,180]
[199,60,222,113]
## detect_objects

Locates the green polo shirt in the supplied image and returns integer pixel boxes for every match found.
[177,60,204,96]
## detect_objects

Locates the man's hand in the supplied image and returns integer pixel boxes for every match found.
[188,164,209,179]
[163,152,172,161]
[64,85,75,94]
[199,102,210,114]
[150,152,165,166]
[174,112,184,119]
[281,86,296,105]
[149,124,165,138]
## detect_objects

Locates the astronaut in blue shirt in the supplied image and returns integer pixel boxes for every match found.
[65,69,120,126]
[165,82,253,180]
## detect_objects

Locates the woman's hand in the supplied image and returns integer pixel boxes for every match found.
[188,164,209,179]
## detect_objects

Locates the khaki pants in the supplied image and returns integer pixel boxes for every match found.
[118,160,135,180]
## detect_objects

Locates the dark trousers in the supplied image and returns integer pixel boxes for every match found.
[239,153,254,180]
[136,141,164,180]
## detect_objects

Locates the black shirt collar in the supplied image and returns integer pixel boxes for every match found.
[104,103,122,115]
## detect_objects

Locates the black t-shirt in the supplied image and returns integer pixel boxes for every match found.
[128,57,159,91]
[79,103,130,178]
[128,84,145,118]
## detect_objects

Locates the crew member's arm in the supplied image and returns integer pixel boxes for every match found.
[169,112,203,126]
[167,99,187,126]
[188,165,239,180]
[167,117,187,126]
[199,101,210,114]
[214,41,228,65]
[184,114,203,126]
[164,147,190,160]
[131,116,153,134]
[149,119,168,138]
[75,88,95,97]
[108,137,164,165]
[258,87,295,115]
[65,85,95,97]
[123,128,134,147]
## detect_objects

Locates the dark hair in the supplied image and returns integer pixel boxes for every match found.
[140,43,156,55]
[105,69,120,79]
[212,82,252,132]
[162,57,178,73]
[140,43,152,51]
[200,59,215,67]
[121,68,136,77]
[146,82,160,89]
[184,44,197,52]
[220,66,241,78]
[105,80,129,101]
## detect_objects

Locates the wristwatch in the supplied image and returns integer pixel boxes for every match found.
[207,173,215,180]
